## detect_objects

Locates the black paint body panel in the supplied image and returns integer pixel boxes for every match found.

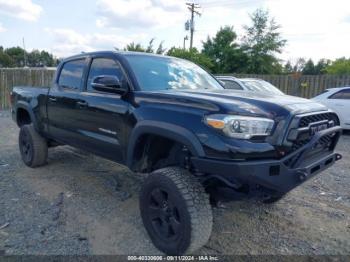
[10,51,342,194]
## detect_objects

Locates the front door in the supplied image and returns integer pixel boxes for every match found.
[74,56,130,163]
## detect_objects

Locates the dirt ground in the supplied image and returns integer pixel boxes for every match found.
[0,110,349,255]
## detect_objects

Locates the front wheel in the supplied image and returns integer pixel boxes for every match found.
[140,167,213,255]
[19,124,48,168]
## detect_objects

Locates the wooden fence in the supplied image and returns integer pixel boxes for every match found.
[0,68,55,110]
[1,68,350,110]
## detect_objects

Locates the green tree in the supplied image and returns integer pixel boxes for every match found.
[156,41,166,55]
[0,52,13,67]
[242,8,286,74]
[301,58,331,75]
[283,61,293,74]
[123,39,167,54]
[302,59,315,75]
[202,26,247,74]
[0,46,14,67]
[27,49,41,67]
[167,47,213,70]
[5,46,26,67]
[27,50,56,67]
[0,46,57,68]
[38,50,56,67]
[287,58,306,73]
[314,59,331,74]
[326,57,350,75]
[123,42,146,52]
[145,38,155,53]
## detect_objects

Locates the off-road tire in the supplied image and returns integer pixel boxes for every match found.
[140,167,213,255]
[19,124,48,168]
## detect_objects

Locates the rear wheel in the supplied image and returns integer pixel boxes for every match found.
[140,167,213,255]
[19,124,48,168]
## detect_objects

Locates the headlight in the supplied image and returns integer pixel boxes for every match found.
[205,114,274,139]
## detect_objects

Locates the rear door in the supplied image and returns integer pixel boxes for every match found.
[47,58,88,144]
[73,55,130,163]
[325,89,350,128]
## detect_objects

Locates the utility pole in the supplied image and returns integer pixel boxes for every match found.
[186,3,201,49]
[22,37,27,67]
[183,35,188,50]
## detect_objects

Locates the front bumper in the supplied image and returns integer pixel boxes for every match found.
[191,126,342,193]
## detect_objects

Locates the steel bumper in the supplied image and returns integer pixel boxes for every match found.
[192,126,342,193]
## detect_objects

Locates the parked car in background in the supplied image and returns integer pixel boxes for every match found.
[216,76,285,95]
[312,87,350,130]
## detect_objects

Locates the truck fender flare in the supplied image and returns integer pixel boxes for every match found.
[126,120,205,169]
[15,101,39,130]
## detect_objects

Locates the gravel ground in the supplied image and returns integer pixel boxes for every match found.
[0,111,349,255]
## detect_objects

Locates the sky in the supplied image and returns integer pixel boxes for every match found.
[0,0,349,63]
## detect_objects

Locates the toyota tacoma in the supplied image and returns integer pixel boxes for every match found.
[11,51,342,255]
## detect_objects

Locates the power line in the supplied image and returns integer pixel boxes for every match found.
[200,0,235,6]
[199,0,262,4]
[199,0,261,8]
[186,2,201,49]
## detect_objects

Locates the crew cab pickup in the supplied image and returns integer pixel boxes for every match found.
[11,51,342,255]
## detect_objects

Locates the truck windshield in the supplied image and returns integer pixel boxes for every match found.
[125,55,223,91]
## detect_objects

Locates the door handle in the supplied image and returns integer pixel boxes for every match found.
[49,97,57,102]
[76,101,88,107]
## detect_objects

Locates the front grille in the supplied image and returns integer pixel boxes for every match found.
[291,133,335,151]
[291,139,309,151]
[289,112,339,152]
[299,112,339,128]
[283,112,340,168]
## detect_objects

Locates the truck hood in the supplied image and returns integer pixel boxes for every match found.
[139,89,328,119]
[188,89,328,113]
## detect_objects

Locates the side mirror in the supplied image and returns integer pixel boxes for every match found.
[91,75,128,95]
[219,80,225,87]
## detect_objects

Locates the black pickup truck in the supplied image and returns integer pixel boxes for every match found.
[11,51,342,255]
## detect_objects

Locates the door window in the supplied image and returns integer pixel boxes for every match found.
[87,58,124,92]
[58,59,85,90]
[329,89,350,99]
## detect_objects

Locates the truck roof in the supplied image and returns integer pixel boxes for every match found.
[62,50,168,62]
